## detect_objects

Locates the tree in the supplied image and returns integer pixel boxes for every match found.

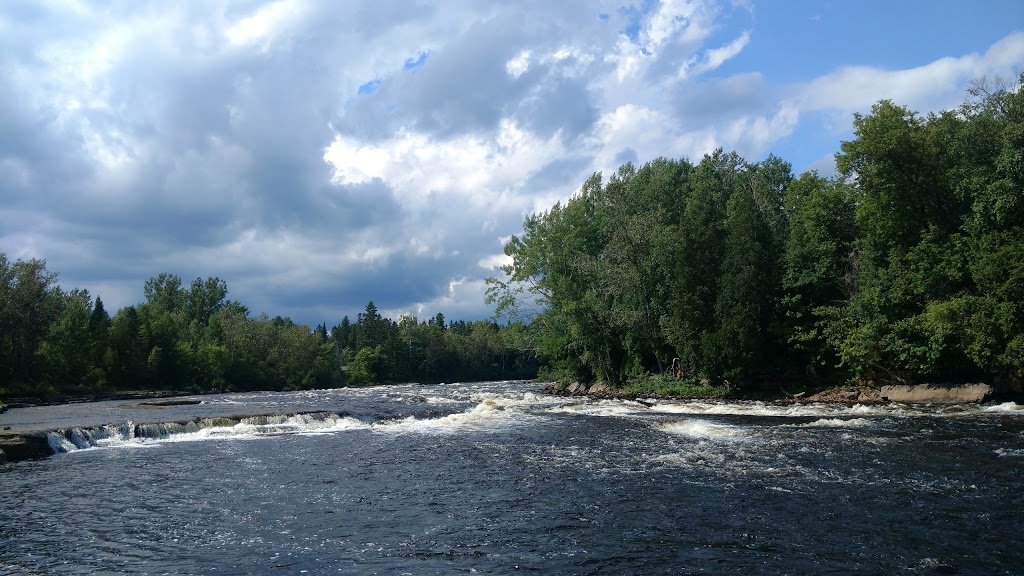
[823,78,1024,382]
[357,301,387,350]
[602,158,691,377]
[143,273,185,314]
[714,165,781,376]
[662,150,739,377]
[347,346,386,385]
[185,277,228,327]
[331,316,354,350]
[37,290,95,391]
[782,172,856,375]
[108,306,147,389]
[0,255,65,389]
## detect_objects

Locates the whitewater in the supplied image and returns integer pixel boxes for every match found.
[1,381,1022,574]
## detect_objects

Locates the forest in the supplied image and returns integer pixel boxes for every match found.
[488,78,1024,391]
[0,266,538,401]
[3,80,1022,401]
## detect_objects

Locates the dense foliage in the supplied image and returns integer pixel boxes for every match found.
[488,80,1024,389]
[0,265,537,401]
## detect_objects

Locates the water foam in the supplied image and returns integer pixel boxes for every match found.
[797,418,872,428]
[373,397,536,435]
[41,391,550,454]
[646,401,868,419]
[655,419,747,441]
[546,399,647,418]
[982,401,1022,413]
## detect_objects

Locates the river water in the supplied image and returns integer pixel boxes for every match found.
[1,381,1022,575]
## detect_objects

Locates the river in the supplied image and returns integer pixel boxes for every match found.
[1,381,1022,575]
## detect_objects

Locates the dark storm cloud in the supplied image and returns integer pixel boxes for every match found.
[341,16,532,140]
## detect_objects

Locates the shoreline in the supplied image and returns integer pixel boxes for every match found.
[544,381,1015,405]
[0,389,218,413]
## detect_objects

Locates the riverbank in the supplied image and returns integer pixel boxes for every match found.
[545,380,1009,405]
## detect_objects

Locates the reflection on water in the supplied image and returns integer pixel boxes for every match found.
[2,381,1022,575]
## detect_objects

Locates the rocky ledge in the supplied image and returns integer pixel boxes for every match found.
[804,383,995,404]
[879,383,994,403]
[0,432,51,463]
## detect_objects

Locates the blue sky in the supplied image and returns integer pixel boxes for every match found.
[1,0,1022,326]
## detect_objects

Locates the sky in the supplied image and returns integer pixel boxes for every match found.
[1,0,1023,327]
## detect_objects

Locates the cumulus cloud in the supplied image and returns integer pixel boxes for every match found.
[0,1,1020,326]
[798,31,1024,116]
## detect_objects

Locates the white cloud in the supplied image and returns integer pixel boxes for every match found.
[606,35,645,83]
[323,118,567,214]
[505,49,531,78]
[477,253,513,270]
[723,101,800,156]
[383,277,493,322]
[680,29,751,79]
[224,0,308,51]
[798,31,1024,115]
[644,0,705,51]
[590,104,665,172]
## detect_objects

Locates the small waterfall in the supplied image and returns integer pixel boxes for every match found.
[39,411,361,454]
[46,431,77,453]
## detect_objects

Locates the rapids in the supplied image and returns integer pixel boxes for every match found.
[1,381,1022,574]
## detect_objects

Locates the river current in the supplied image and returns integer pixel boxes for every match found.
[1,381,1022,575]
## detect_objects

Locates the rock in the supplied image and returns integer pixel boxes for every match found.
[587,382,611,394]
[855,388,882,403]
[567,382,588,395]
[880,383,993,403]
[804,386,882,404]
[0,432,53,462]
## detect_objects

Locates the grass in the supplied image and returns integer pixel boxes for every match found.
[619,373,734,399]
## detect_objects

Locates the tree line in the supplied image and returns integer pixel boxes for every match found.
[488,78,1024,390]
[0,265,538,401]
[4,80,1021,399]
